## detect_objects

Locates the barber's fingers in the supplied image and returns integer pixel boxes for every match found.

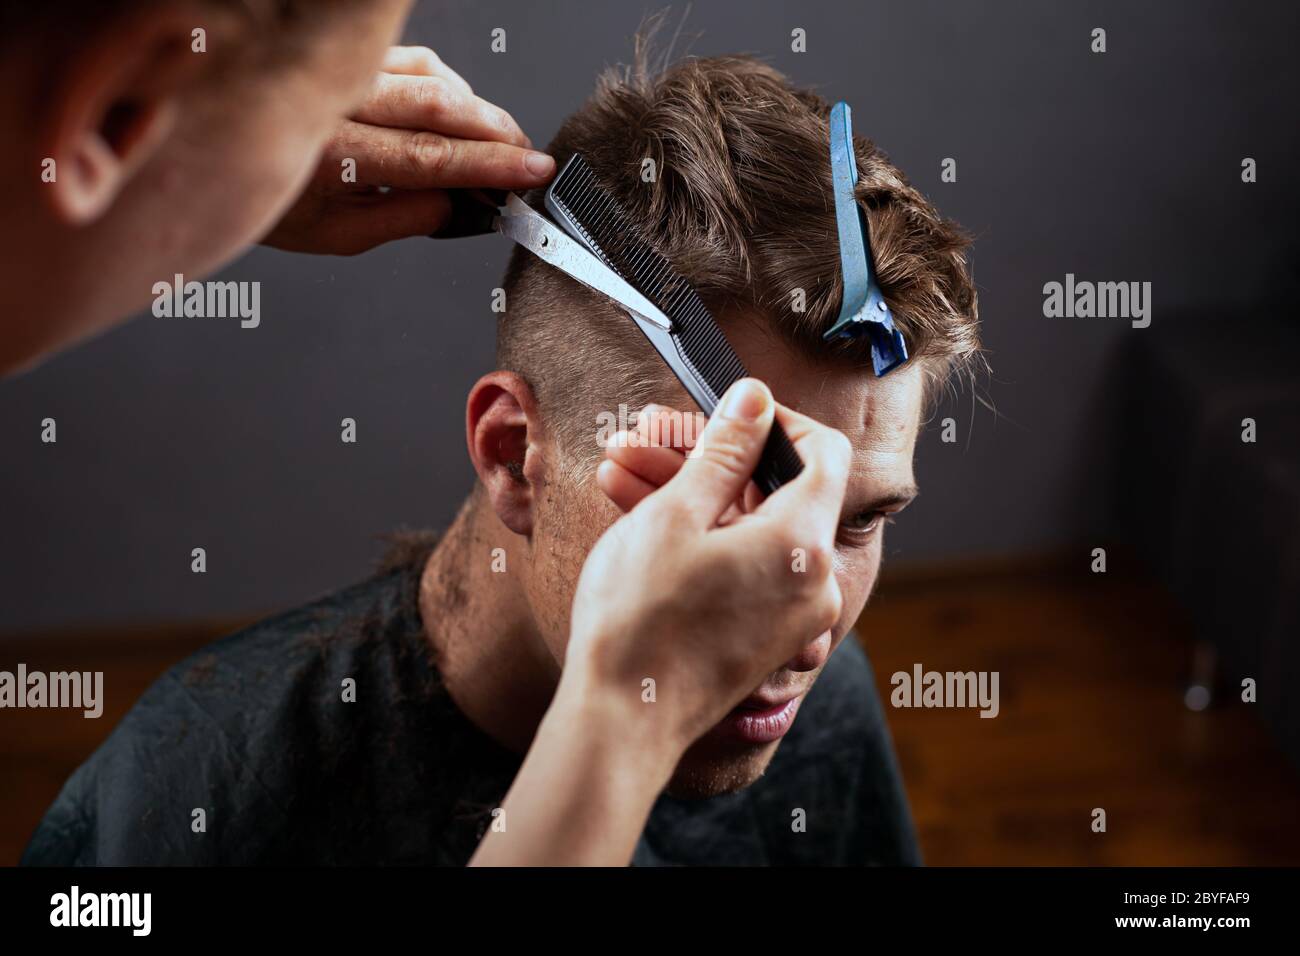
[747,403,853,546]
[605,440,686,490]
[596,459,656,514]
[602,405,753,518]
[601,404,706,485]
[380,46,475,98]
[321,121,554,191]
[601,445,751,525]
[635,404,709,451]
[707,405,850,645]
[636,404,760,517]
[353,73,530,148]
[300,189,454,255]
[655,379,775,528]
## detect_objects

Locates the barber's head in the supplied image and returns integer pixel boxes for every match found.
[0,0,412,372]
[465,47,980,796]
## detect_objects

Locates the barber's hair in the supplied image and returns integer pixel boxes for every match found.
[1,1,346,61]
[497,31,980,470]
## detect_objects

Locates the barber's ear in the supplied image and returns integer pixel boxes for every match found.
[40,5,228,225]
[466,371,547,537]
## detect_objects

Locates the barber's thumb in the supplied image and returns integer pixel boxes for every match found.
[669,378,774,522]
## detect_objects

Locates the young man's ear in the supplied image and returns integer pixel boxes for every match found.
[466,371,548,537]
[39,4,230,225]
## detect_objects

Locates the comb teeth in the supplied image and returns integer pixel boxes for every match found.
[547,154,803,494]
[549,156,746,407]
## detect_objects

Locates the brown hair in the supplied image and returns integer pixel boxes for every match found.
[498,31,980,468]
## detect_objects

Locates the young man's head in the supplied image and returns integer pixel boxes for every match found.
[0,0,412,374]
[464,50,979,797]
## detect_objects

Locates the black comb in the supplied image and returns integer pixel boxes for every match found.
[545,154,804,496]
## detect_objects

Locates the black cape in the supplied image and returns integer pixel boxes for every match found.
[22,558,921,866]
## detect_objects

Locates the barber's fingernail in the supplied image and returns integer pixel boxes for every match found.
[720,379,769,421]
[525,152,555,177]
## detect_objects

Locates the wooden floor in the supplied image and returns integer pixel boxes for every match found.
[862,560,1300,865]
[2,562,1298,865]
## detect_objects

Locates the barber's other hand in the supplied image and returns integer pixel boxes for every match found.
[598,402,760,521]
[262,46,555,255]
[563,379,852,770]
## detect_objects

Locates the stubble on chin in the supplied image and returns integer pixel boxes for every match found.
[663,739,780,799]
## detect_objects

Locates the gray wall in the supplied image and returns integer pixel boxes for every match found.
[2,0,1296,632]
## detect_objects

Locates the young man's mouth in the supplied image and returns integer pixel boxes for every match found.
[715,692,803,744]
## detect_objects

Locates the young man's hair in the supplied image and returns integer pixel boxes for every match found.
[499,36,980,471]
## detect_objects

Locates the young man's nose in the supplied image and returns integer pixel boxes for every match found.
[784,630,833,673]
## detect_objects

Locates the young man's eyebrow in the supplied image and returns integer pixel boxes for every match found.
[845,485,919,515]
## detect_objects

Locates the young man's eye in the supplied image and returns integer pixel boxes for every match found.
[837,511,888,545]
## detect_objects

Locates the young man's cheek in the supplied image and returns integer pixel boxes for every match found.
[526,478,617,664]
[833,541,884,636]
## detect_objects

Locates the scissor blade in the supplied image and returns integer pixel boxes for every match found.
[492,196,673,332]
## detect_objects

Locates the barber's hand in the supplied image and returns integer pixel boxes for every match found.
[262,46,555,255]
[471,379,849,866]
[598,403,756,520]
[563,378,852,767]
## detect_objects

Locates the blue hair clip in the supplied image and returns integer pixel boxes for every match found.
[822,101,908,376]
